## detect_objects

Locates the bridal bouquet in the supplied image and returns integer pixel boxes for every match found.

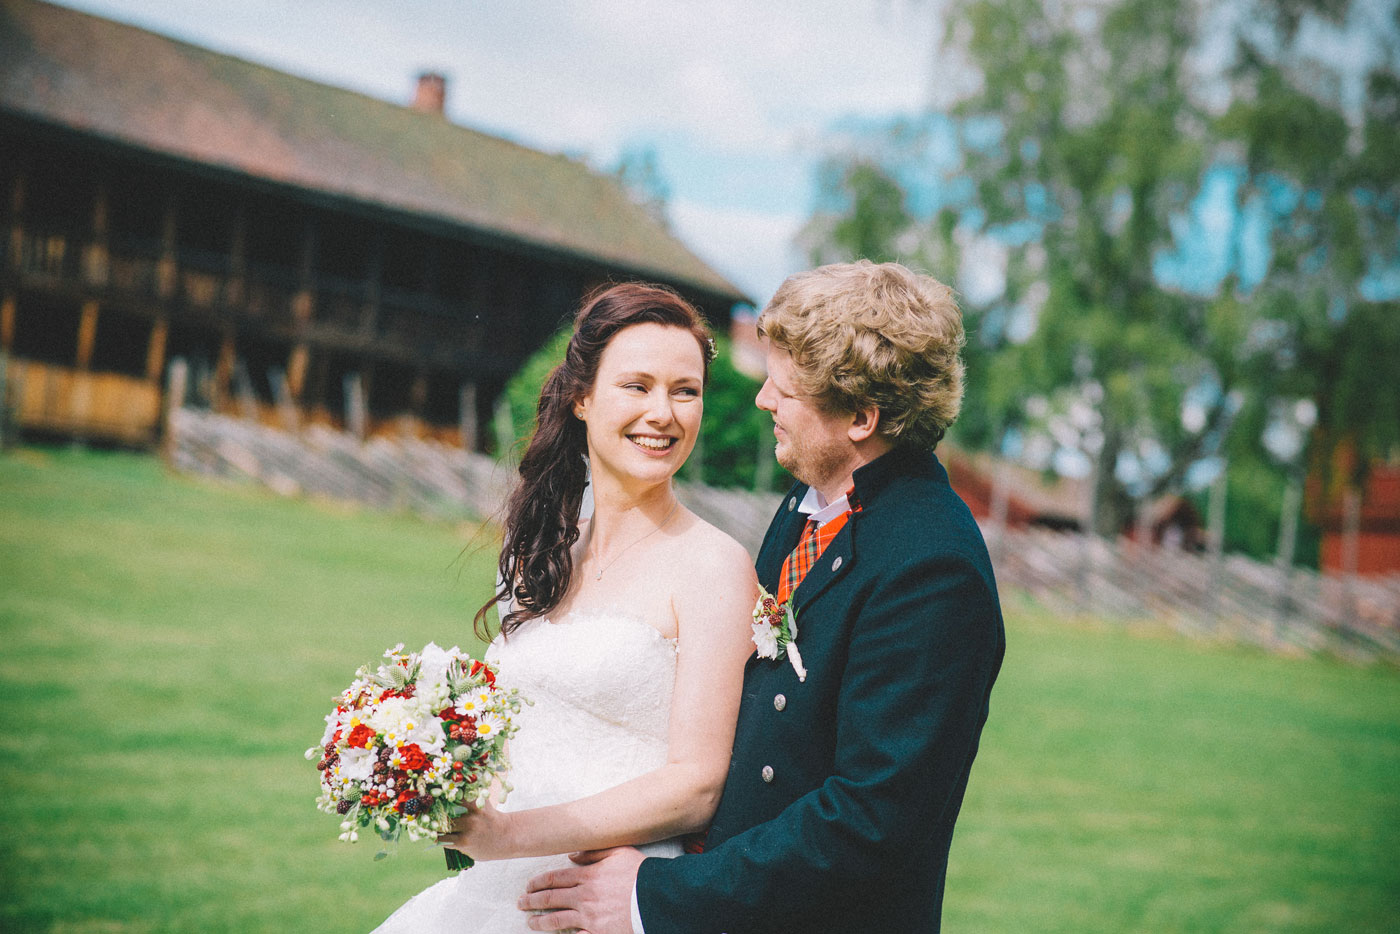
[306,642,526,870]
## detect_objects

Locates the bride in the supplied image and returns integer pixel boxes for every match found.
[372,283,758,933]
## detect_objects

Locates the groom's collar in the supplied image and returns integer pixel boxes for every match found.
[848,444,941,506]
[797,486,852,525]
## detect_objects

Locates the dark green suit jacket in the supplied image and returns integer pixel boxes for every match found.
[636,446,1005,933]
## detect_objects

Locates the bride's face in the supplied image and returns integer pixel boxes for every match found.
[576,323,705,489]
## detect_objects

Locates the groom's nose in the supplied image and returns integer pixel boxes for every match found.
[756,377,776,412]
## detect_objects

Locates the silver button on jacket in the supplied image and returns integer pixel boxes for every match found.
[773,693,787,711]
[761,765,774,783]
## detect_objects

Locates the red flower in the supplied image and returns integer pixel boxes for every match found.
[470,660,497,686]
[346,724,374,748]
[400,744,428,771]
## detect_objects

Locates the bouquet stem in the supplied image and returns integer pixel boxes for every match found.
[444,849,475,871]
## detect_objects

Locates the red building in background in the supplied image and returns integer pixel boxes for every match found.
[1308,456,1400,576]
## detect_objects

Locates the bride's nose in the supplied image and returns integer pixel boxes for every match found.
[643,390,674,426]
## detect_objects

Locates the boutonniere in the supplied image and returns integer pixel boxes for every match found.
[752,585,806,682]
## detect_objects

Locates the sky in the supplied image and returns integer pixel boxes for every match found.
[51,0,942,306]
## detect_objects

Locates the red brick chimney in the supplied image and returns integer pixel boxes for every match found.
[411,72,447,115]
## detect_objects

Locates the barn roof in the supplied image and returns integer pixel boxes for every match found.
[0,0,747,303]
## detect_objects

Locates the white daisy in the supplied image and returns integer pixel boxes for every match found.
[474,712,506,740]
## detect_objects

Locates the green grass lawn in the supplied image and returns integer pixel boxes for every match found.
[1,447,1397,933]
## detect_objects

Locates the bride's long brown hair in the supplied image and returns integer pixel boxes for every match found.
[474,283,714,639]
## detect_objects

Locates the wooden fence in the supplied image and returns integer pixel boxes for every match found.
[167,407,1399,665]
[168,406,783,552]
[986,525,1400,663]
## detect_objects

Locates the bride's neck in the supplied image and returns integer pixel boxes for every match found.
[586,478,678,552]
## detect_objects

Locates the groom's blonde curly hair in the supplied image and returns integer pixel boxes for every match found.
[757,260,965,450]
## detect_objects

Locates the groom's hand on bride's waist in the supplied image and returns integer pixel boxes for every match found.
[520,846,645,934]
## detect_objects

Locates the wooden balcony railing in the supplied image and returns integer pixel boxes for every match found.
[4,358,161,445]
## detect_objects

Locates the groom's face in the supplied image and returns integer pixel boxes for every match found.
[756,345,854,492]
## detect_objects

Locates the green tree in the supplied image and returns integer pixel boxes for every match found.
[809,0,1400,551]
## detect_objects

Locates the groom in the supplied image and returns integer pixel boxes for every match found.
[521,260,1005,933]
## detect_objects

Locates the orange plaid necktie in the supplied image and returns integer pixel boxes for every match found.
[776,495,858,605]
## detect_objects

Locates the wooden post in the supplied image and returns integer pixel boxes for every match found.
[285,220,316,423]
[410,372,428,416]
[157,194,178,299]
[233,360,259,421]
[362,233,383,336]
[270,366,299,431]
[145,317,169,383]
[1274,475,1302,635]
[75,300,99,370]
[345,371,367,441]
[286,343,310,402]
[8,171,24,272]
[162,356,188,464]
[0,292,15,351]
[293,218,317,323]
[1077,453,1103,613]
[84,182,110,286]
[226,200,247,307]
[213,332,236,411]
[1206,463,1228,629]
[458,381,477,451]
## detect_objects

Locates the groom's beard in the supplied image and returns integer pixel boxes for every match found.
[774,431,848,493]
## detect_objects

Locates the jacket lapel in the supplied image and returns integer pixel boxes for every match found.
[792,518,855,614]
[756,491,809,593]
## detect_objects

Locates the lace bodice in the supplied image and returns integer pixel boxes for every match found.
[487,610,678,809]
[372,610,681,934]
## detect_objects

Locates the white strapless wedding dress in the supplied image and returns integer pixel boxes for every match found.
[371,610,682,933]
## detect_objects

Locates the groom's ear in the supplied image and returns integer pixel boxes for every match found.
[847,405,881,443]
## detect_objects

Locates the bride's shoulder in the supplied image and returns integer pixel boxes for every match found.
[669,514,755,586]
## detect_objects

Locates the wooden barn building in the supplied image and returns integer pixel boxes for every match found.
[0,0,746,448]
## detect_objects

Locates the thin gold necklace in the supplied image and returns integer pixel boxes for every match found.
[590,499,681,581]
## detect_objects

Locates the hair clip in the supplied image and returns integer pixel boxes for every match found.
[704,337,718,363]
